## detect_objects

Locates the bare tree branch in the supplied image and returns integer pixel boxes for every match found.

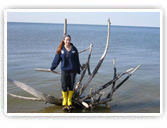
[79,67,134,102]
[64,18,67,36]
[34,68,61,74]
[78,46,90,53]
[113,65,141,93]
[74,44,93,98]
[106,57,116,98]
[8,77,63,105]
[8,93,43,101]
[78,18,111,97]
[7,77,47,101]
[87,44,93,75]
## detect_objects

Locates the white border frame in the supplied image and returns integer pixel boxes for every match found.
[4,9,163,116]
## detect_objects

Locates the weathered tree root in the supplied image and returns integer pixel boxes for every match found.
[7,18,141,112]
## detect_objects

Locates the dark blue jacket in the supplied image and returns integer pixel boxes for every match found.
[50,43,81,74]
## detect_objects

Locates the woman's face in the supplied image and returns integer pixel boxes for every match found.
[64,36,71,46]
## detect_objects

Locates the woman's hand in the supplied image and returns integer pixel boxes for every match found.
[49,69,53,72]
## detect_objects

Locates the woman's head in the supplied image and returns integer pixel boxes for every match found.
[63,35,71,46]
[56,34,71,54]
[63,34,71,40]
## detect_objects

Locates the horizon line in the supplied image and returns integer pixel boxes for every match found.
[7,21,160,28]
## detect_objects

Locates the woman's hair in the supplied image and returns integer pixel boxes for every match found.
[56,40,64,54]
[63,34,71,40]
[56,35,71,54]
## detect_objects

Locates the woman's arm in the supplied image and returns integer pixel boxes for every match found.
[50,53,61,71]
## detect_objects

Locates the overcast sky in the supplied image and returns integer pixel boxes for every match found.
[7,10,160,27]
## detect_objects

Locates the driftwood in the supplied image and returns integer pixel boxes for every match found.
[34,68,61,74]
[7,18,141,112]
[77,19,111,98]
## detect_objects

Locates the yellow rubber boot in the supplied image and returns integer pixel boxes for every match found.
[68,90,74,106]
[62,91,67,106]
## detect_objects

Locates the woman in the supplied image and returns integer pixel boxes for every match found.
[50,35,81,106]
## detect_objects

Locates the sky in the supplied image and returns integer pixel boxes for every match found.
[7,10,160,27]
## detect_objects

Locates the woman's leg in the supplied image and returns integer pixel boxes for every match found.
[61,70,68,92]
[61,70,68,106]
[67,70,76,106]
[68,70,77,91]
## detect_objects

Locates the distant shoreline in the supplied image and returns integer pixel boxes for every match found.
[7,21,160,29]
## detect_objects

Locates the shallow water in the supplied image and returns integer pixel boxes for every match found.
[7,22,160,113]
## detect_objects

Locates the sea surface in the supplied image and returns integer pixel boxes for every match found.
[7,22,160,113]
